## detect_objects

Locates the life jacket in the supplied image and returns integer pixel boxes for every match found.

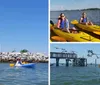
[60,18,68,29]
[82,17,87,23]
[18,61,22,64]
[15,61,22,66]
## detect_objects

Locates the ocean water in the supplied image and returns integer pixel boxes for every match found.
[51,64,100,85]
[50,10,100,25]
[0,63,48,85]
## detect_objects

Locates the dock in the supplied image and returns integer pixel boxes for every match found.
[50,52,87,66]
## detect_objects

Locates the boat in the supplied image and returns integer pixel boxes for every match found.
[15,61,35,68]
[51,36,67,42]
[50,39,52,42]
[71,20,100,35]
[51,26,100,42]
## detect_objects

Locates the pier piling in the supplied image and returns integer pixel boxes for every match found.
[51,52,87,67]
[56,58,59,66]
[66,59,69,66]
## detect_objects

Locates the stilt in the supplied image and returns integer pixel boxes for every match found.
[66,59,69,66]
[86,59,87,66]
[56,58,59,66]
[73,59,77,66]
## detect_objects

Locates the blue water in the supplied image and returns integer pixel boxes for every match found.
[0,63,48,85]
[51,64,100,85]
[50,10,100,26]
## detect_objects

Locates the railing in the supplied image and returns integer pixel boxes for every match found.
[50,52,77,59]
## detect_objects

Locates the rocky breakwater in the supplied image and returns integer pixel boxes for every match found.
[0,52,48,63]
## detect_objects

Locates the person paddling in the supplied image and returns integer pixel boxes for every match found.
[57,13,70,32]
[80,12,93,25]
[15,58,22,66]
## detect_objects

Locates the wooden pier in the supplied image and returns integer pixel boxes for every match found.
[50,52,87,66]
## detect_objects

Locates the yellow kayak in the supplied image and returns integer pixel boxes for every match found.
[75,24,100,35]
[51,36,67,42]
[50,39,52,42]
[71,20,100,35]
[52,28,100,42]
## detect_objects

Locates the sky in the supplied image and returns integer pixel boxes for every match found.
[50,0,100,10]
[0,0,48,54]
[50,43,100,64]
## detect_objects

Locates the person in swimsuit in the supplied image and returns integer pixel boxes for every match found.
[57,13,70,32]
[80,12,93,25]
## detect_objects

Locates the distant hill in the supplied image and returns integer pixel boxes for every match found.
[51,8,100,12]
[81,8,100,11]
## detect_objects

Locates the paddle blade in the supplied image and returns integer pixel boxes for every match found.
[71,20,78,24]
[9,63,14,67]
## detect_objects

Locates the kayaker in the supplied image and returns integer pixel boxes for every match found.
[57,13,70,32]
[80,12,93,25]
[15,58,22,66]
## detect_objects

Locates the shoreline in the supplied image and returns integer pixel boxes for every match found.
[50,8,100,12]
[0,58,48,63]
[0,62,48,63]
[0,60,48,63]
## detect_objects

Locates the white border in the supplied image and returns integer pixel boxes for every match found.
[49,1,100,84]
[50,42,100,44]
[48,0,50,85]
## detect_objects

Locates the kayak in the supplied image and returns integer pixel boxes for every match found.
[75,24,100,35]
[52,27,100,42]
[50,39,52,42]
[71,20,100,35]
[15,63,35,68]
[51,36,66,42]
[21,63,35,68]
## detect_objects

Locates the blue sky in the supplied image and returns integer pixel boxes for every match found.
[50,0,100,10]
[0,0,48,54]
[50,43,100,64]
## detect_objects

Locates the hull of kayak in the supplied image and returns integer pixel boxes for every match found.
[52,28,100,42]
[15,63,35,68]
[75,24,100,35]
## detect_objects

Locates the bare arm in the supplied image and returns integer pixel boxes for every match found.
[57,20,61,28]
[79,18,83,23]
[66,19,69,29]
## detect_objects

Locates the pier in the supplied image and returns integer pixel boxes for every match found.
[50,52,87,66]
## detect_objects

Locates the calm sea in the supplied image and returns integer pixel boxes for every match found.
[0,63,48,85]
[50,10,100,26]
[51,64,100,85]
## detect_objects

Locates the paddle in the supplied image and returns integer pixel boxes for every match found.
[71,20,79,25]
[9,63,14,67]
